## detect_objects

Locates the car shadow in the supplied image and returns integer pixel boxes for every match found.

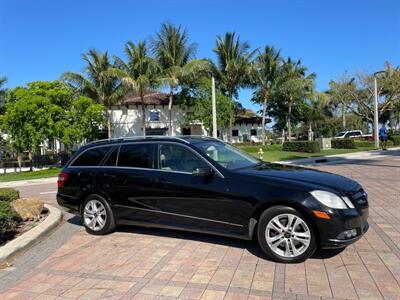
[66,214,344,262]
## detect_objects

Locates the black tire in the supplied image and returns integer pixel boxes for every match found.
[257,206,316,263]
[81,194,116,235]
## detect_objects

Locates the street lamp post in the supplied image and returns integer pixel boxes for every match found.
[373,71,385,148]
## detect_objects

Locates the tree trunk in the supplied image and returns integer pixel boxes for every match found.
[28,150,33,172]
[308,123,313,141]
[287,100,292,141]
[168,89,173,136]
[140,92,146,136]
[342,102,346,130]
[261,90,269,146]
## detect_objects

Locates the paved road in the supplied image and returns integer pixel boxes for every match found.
[0,151,399,299]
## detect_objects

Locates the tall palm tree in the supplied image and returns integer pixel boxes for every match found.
[114,41,160,136]
[152,23,210,136]
[275,58,315,140]
[0,77,7,114]
[252,46,281,145]
[62,50,122,139]
[213,32,255,142]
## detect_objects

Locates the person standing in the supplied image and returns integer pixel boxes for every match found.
[379,124,388,150]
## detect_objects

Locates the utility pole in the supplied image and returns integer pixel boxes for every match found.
[211,76,217,138]
[373,71,384,148]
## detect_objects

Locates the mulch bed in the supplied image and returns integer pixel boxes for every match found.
[0,207,49,247]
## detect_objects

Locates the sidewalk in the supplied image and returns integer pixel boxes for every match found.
[0,177,57,188]
[278,146,400,166]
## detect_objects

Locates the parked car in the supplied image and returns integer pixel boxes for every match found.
[334,130,372,139]
[57,136,369,263]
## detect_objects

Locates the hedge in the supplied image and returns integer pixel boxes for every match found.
[331,139,356,149]
[282,141,320,153]
[0,201,19,235]
[354,140,374,148]
[389,135,400,146]
[0,188,20,203]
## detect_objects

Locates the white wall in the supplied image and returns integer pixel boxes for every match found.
[110,105,207,137]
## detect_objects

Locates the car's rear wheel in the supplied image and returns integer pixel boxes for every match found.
[81,194,115,235]
[257,206,316,263]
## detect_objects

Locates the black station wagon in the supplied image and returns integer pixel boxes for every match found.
[57,136,369,263]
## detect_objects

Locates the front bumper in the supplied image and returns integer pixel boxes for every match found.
[316,207,369,249]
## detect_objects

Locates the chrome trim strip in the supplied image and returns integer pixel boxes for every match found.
[116,204,243,228]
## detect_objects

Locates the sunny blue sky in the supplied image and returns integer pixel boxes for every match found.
[1,0,399,112]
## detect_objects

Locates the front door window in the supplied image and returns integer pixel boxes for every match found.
[158,144,207,173]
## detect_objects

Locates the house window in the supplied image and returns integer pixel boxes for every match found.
[150,111,160,121]
[232,130,239,137]
[251,129,257,136]
[182,127,191,135]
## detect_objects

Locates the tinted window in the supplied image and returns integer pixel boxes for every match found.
[118,144,152,168]
[353,131,361,136]
[158,144,207,173]
[72,146,111,167]
[250,129,257,136]
[103,147,119,166]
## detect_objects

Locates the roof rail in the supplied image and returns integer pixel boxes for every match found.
[85,135,190,146]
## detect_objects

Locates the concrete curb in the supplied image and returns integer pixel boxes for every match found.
[0,177,57,188]
[0,204,63,263]
[276,147,400,166]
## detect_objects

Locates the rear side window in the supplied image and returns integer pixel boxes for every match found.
[71,146,111,167]
[103,147,119,166]
[118,144,153,168]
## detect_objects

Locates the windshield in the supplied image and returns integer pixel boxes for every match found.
[193,140,259,170]
[335,131,346,137]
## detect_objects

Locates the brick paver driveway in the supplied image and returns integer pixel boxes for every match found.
[0,151,399,300]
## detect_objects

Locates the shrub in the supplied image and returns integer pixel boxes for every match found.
[386,140,394,147]
[282,141,320,153]
[354,140,374,148]
[0,201,19,235]
[332,139,356,149]
[0,188,20,203]
[389,135,400,146]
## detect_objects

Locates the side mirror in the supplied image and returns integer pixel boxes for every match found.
[192,167,213,177]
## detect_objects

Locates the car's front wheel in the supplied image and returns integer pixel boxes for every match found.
[257,206,316,263]
[81,194,115,235]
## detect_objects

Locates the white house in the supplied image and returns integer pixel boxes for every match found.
[110,92,264,143]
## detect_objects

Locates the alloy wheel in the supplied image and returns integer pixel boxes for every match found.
[83,200,107,231]
[265,213,311,258]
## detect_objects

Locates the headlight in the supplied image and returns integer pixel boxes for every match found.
[310,190,354,209]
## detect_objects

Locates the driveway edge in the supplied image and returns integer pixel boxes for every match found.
[0,204,62,263]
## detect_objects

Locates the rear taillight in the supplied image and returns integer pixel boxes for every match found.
[57,172,68,187]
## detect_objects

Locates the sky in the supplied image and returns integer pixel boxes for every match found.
[1,0,399,112]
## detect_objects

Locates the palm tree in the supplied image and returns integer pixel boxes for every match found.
[275,58,315,140]
[252,46,281,145]
[114,41,160,136]
[152,23,210,136]
[213,32,255,142]
[62,50,122,139]
[328,76,355,130]
[0,77,7,114]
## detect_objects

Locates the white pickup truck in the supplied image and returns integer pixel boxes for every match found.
[334,130,373,139]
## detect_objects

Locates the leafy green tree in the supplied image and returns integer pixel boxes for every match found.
[251,46,281,145]
[300,92,329,140]
[62,49,123,138]
[328,74,355,130]
[0,81,105,164]
[185,79,234,133]
[152,23,211,136]
[114,41,160,136]
[213,32,255,141]
[273,58,315,140]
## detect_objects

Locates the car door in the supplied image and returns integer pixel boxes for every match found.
[151,142,245,236]
[103,143,159,224]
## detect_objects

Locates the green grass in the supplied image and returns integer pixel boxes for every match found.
[0,168,61,182]
[238,144,379,162]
